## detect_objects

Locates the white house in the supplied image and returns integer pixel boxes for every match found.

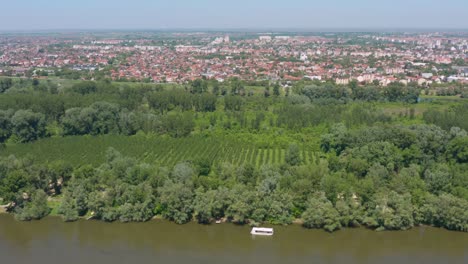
[422,73,433,79]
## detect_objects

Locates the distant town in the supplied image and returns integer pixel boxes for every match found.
[0,31,467,86]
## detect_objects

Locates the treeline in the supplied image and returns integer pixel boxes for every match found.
[0,78,13,93]
[147,90,217,113]
[298,83,421,104]
[423,103,468,131]
[276,103,392,129]
[432,85,468,97]
[0,79,403,143]
[1,123,467,232]
[0,109,46,143]
[0,78,425,114]
[0,102,197,143]
[1,79,465,143]
[0,80,155,119]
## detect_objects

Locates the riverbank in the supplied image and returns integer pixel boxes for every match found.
[1,208,302,228]
[0,209,465,234]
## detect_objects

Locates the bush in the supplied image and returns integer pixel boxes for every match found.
[302,193,341,232]
[15,190,50,221]
[285,144,301,166]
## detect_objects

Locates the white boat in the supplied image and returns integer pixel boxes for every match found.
[250,227,274,236]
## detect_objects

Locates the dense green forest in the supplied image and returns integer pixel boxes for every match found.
[0,77,467,232]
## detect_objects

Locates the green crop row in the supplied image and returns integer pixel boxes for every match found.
[0,134,316,168]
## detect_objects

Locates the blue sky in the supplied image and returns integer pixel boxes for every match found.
[1,0,467,30]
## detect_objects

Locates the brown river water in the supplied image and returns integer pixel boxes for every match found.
[0,214,467,264]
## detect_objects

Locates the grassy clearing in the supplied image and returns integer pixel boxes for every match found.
[5,76,179,90]
[47,198,62,216]
[379,102,447,117]
[420,94,465,101]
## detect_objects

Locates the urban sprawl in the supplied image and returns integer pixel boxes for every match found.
[0,32,467,86]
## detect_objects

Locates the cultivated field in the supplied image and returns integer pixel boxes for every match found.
[0,134,318,167]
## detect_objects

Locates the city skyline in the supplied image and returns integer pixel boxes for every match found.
[1,0,468,31]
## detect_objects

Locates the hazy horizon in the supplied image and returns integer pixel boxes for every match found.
[1,27,468,34]
[1,0,468,31]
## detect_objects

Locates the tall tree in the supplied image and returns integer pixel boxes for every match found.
[11,110,46,143]
[285,144,301,166]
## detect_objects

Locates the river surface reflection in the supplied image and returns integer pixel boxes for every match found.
[0,214,467,264]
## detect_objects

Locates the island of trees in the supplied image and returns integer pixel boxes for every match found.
[0,77,467,232]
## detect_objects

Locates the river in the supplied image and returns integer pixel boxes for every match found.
[0,214,467,264]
